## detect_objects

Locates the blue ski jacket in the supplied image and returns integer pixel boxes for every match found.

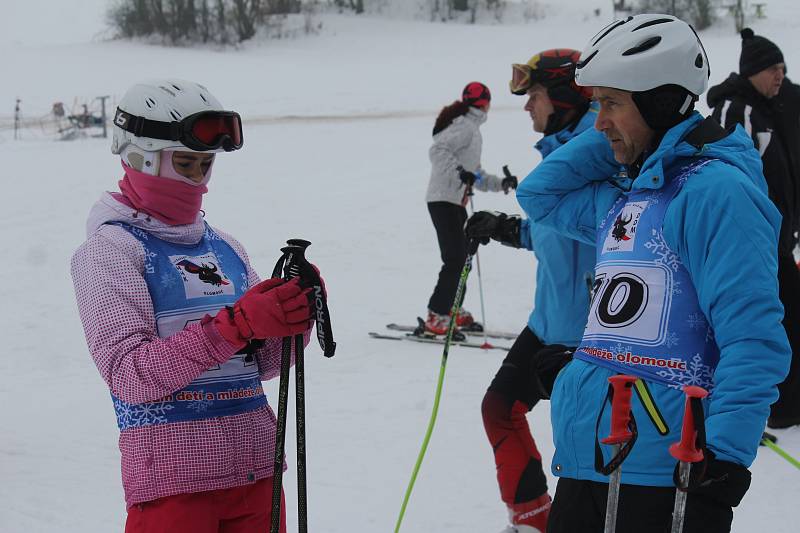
[517,111,790,486]
[519,104,604,346]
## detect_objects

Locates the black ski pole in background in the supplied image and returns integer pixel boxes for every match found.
[455,165,490,346]
[270,239,336,533]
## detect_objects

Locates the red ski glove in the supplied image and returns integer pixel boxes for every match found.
[212,277,312,349]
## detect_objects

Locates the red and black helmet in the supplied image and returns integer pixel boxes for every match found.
[511,49,593,134]
[462,82,492,108]
[510,49,585,94]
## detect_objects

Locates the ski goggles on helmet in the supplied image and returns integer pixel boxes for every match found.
[510,62,575,96]
[114,108,244,152]
[510,63,535,95]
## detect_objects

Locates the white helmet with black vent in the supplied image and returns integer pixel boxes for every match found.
[112,79,243,175]
[575,14,710,130]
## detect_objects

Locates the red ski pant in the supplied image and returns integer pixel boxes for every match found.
[482,327,549,505]
[125,477,286,533]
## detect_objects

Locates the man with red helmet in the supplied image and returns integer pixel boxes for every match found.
[465,50,610,533]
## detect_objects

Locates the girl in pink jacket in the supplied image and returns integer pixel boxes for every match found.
[71,79,314,533]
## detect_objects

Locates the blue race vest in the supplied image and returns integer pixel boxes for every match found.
[111,223,268,431]
[574,159,719,390]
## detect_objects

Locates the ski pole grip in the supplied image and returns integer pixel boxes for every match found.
[601,375,637,445]
[502,165,512,179]
[286,238,311,250]
[280,244,306,281]
[669,385,708,463]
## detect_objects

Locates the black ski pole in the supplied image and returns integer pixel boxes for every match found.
[271,243,305,533]
[270,239,336,533]
[287,239,311,533]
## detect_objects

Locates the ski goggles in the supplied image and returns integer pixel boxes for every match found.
[114,108,244,152]
[510,63,535,95]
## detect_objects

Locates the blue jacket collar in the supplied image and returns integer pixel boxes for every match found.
[536,103,599,159]
[630,112,704,191]
[628,111,765,193]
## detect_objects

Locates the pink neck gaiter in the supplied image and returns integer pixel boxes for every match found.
[118,162,207,226]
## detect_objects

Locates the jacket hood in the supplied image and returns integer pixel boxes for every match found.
[634,112,766,194]
[86,192,206,244]
[466,106,487,125]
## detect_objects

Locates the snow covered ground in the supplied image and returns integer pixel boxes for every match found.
[1,1,799,532]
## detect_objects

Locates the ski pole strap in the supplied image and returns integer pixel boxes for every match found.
[594,376,638,476]
[296,259,336,358]
[467,238,480,256]
[633,379,669,436]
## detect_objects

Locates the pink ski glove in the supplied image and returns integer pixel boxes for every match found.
[212,277,312,349]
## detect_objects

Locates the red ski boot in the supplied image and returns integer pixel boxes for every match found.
[456,308,483,332]
[422,311,465,341]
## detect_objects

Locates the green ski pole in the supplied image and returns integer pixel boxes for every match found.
[761,434,800,470]
[393,241,478,533]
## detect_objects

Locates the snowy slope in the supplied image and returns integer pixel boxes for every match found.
[1,2,799,532]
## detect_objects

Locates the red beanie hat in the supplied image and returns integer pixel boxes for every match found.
[462,82,491,108]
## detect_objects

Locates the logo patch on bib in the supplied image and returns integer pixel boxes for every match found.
[171,252,235,299]
[603,201,647,253]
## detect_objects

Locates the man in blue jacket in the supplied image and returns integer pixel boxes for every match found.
[515,15,790,533]
[464,49,608,533]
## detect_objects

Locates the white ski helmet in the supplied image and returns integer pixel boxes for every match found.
[575,14,710,130]
[112,79,243,174]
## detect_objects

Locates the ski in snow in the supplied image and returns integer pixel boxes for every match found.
[386,322,518,340]
[368,331,509,351]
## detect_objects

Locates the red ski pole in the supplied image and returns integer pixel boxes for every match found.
[669,385,708,533]
[602,375,638,533]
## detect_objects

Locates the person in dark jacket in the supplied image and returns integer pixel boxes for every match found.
[707,28,800,429]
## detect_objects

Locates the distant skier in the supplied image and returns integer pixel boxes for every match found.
[707,28,800,429]
[424,82,517,335]
[518,15,790,532]
[464,49,603,533]
[71,79,318,532]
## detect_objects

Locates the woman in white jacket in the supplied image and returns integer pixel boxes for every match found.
[424,82,517,335]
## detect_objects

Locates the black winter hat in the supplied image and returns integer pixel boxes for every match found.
[739,28,784,78]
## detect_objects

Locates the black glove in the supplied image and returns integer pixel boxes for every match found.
[501,175,518,193]
[677,449,752,508]
[667,450,751,533]
[530,344,573,400]
[464,211,523,248]
[459,168,477,187]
